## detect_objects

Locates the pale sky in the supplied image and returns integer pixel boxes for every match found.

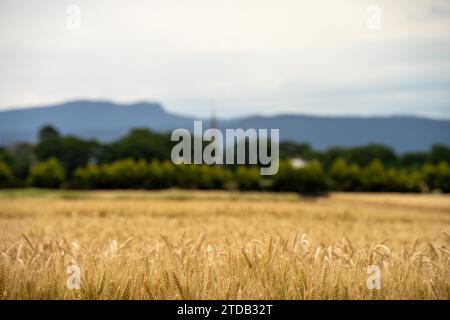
[1,0,450,118]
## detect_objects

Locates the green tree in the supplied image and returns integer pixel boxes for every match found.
[35,136,99,177]
[361,160,388,191]
[209,166,234,190]
[7,143,34,182]
[235,166,261,191]
[329,158,362,191]
[400,152,428,168]
[321,144,397,168]
[38,125,60,141]
[0,161,15,188]
[104,129,172,163]
[423,162,450,193]
[429,145,450,164]
[72,164,104,189]
[103,158,148,189]
[0,147,12,164]
[272,161,297,192]
[279,142,316,160]
[294,160,329,196]
[435,162,450,193]
[273,160,329,195]
[144,160,169,189]
[28,158,65,188]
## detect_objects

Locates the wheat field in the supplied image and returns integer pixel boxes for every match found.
[0,189,449,300]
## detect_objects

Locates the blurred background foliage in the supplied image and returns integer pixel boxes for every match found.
[0,125,449,195]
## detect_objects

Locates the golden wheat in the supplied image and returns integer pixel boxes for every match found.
[0,189,449,299]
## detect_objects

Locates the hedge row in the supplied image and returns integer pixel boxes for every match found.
[1,158,449,194]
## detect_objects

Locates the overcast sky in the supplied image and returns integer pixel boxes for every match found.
[1,0,449,118]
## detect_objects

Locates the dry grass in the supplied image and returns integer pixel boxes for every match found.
[0,189,449,300]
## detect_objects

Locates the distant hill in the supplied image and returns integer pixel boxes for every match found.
[0,100,192,143]
[1,100,449,152]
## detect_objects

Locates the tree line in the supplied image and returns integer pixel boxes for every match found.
[0,125,449,194]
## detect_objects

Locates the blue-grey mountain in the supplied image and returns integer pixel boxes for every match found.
[0,100,449,152]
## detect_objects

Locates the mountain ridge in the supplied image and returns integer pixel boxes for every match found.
[1,100,449,153]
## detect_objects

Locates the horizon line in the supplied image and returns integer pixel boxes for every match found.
[0,98,449,122]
